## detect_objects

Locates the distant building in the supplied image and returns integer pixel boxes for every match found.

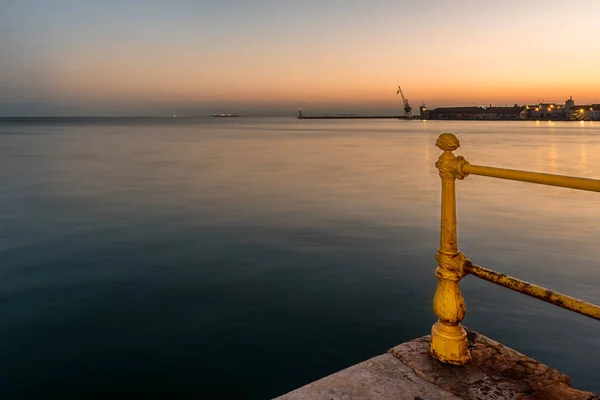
[525,97,599,120]
[570,105,600,121]
[528,103,559,119]
[419,103,428,119]
[478,106,523,120]
[424,107,477,120]
[519,108,531,120]
[425,106,523,120]
[527,97,574,120]
[420,96,598,121]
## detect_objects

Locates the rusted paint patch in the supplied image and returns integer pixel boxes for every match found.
[466,263,600,320]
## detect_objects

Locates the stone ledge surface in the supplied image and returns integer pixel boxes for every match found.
[274,352,461,400]
[275,328,599,400]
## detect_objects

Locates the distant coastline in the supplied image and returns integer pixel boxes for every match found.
[419,97,599,121]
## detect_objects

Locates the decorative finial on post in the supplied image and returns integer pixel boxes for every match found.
[435,133,469,180]
[430,133,472,365]
[435,132,460,152]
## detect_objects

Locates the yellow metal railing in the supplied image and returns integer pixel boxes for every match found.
[430,133,600,365]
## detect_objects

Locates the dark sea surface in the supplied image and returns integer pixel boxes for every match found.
[0,117,598,398]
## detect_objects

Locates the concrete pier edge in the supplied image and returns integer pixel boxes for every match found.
[275,327,599,400]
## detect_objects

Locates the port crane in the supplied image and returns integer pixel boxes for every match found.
[396,86,412,119]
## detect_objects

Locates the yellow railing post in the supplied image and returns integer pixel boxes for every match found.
[427,133,600,361]
[430,133,472,365]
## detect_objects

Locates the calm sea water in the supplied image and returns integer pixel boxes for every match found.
[0,117,598,398]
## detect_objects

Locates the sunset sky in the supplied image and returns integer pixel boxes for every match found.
[2,0,600,116]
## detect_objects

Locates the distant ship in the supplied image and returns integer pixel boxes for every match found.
[213,113,240,117]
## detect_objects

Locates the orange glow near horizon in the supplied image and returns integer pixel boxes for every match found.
[4,1,600,112]
[44,37,600,107]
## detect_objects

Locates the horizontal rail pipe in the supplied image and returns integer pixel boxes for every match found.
[464,261,600,321]
[461,164,600,192]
